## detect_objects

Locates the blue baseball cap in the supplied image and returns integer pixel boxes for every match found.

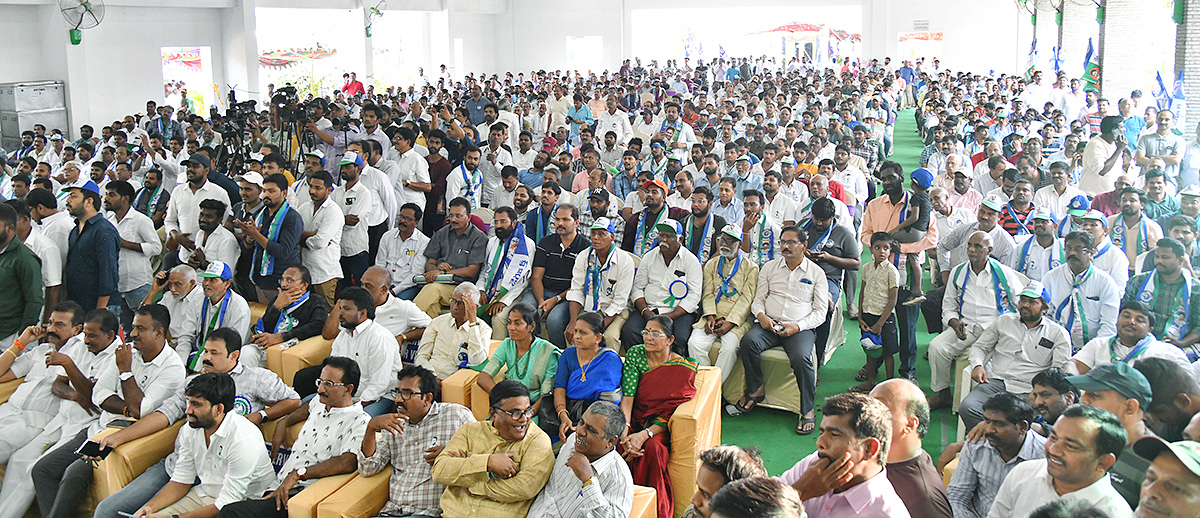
[1066,195,1090,216]
[1017,280,1052,304]
[910,168,934,189]
[68,180,102,197]
[654,220,684,236]
[589,217,616,234]
[197,260,233,280]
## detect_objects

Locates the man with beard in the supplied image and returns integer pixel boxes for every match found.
[1122,238,1200,347]
[740,189,782,269]
[104,180,161,329]
[960,280,1071,431]
[422,129,453,235]
[689,225,757,384]
[143,265,203,350]
[777,393,909,515]
[299,287,399,417]
[997,179,1038,237]
[1043,231,1120,351]
[1014,210,1066,282]
[127,372,273,518]
[479,207,535,340]
[332,151,376,289]
[762,171,797,227]
[1136,358,1200,441]
[63,179,120,311]
[1034,162,1085,219]
[414,197,486,318]
[579,188,621,243]
[232,173,301,303]
[1067,300,1191,375]
[30,304,185,518]
[693,153,723,193]
[297,171,344,306]
[432,380,553,517]
[525,182,562,244]
[622,179,688,254]
[928,232,1026,411]
[492,166,521,213]
[511,184,534,220]
[528,401,634,516]
[520,150,553,189]
[1079,210,1130,286]
[526,205,590,349]
[862,163,940,380]
[163,153,231,270]
[802,198,860,364]
[1110,188,1164,276]
[445,146,485,211]
[4,198,59,323]
[249,264,330,358]
[183,261,251,372]
[622,220,702,355]
[132,168,170,228]
[946,393,1047,518]
[92,326,301,518]
[680,186,727,264]
[375,203,429,301]
[1163,215,1200,278]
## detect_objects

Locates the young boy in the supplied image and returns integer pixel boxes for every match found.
[852,232,901,392]
[887,167,932,305]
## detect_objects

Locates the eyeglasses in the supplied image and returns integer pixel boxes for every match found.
[315,379,347,389]
[493,406,536,420]
[780,239,802,246]
[397,389,425,400]
[641,329,667,339]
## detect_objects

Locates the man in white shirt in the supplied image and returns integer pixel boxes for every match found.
[375,203,430,300]
[1013,211,1066,282]
[1043,231,1120,351]
[831,145,869,207]
[1078,116,1127,197]
[8,197,63,323]
[987,404,1133,518]
[415,282,490,380]
[622,220,703,355]
[960,281,1072,431]
[299,286,399,417]
[131,372,274,518]
[178,198,239,271]
[356,267,430,353]
[28,185,75,265]
[186,261,251,372]
[332,151,376,288]
[164,153,231,268]
[527,401,634,518]
[346,142,396,267]
[104,180,162,329]
[297,170,344,307]
[513,131,540,171]
[595,96,633,146]
[30,303,186,518]
[390,127,432,210]
[929,231,1026,410]
[1066,300,1192,375]
[730,226,829,434]
[478,125,513,207]
[1079,210,1130,287]
[762,171,797,226]
[478,207,535,340]
[1034,162,1085,219]
[444,147,485,211]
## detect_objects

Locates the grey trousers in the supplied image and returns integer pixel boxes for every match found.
[30,430,90,518]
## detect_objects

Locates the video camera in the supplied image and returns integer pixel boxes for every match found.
[272,86,320,124]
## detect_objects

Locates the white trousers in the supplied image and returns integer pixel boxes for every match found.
[928,325,983,392]
[689,330,741,384]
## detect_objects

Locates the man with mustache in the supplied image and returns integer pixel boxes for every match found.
[622,220,702,355]
[219,356,368,518]
[1130,437,1200,518]
[1122,238,1200,347]
[414,281,490,381]
[143,265,204,356]
[1067,301,1191,375]
[0,307,119,518]
[1042,231,1120,351]
[926,197,1017,333]
[946,392,1046,518]
[91,327,302,518]
[304,287,400,417]
[30,304,185,518]
[374,203,429,301]
[960,281,1071,431]
[525,205,589,349]
[104,180,162,330]
[1110,188,1164,276]
[528,401,634,516]
[128,372,274,518]
[1078,210,1130,286]
[478,207,536,340]
[1067,362,1156,509]
[297,170,345,306]
[689,225,758,384]
[182,261,250,372]
[679,186,727,264]
[0,200,50,335]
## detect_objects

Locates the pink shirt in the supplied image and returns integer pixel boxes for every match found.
[776,453,912,518]
[946,186,983,214]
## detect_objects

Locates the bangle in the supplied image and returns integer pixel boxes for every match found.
[2,349,15,358]
[11,338,23,351]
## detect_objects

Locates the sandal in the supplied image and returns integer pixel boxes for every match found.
[849,381,876,393]
[725,394,765,416]
[796,415,816,435]
[855,366,869,382]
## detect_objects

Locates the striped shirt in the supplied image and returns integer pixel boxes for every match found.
[946,430,1046,518]
[527,433,635,518]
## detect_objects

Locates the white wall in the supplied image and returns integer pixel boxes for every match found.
[879,0,1024,73]
[0,5,49,82]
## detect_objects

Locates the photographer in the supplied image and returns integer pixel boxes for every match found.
[306,103,360,177]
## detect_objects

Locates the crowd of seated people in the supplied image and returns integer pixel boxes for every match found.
[2,53,1200,518]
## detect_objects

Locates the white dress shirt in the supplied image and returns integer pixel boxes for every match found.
[0,336,84,417]
[188,290,252,365]
[527,434,634,518]
[942,260,1027,329]
[415,313,491,380]
[751,257,830,330]
[37,210,74,265]
[170,412,275,509]
[968,313,1072,394]
[375,228,430,293]
[566,246,637,317]
[298,198,345,285]
[106,209,161,292]
[358,165,396,229]
[89,345,186,435]
[765,193,798,225]
[373,294,432,338]
[987,459,1132,518]
[164,180,232,237]
[1092,237,1130,287]
[832,164,869,204]
[177,225,239,268]
[1012,235,1065,282]
[1043,264,1120,349]
[41,337,118,438]
[1070,334,1193,373]
[632,246,703,313]
[937,222,1018,274]
[332,180,375,257]
[1033,184,1086,219]
[595,109,634,145]
[393,148,431,210]
[161,285,204,355]
[24,230,63,289]
[331,318,400,402]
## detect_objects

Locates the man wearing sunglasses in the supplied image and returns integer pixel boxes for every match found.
[433,380,554,517]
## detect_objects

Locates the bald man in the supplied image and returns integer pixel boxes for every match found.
[870,380,952,518]
[929,231,1026,409]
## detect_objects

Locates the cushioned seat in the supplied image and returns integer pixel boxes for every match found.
[722,347,805,415]
[265,336,334,385]
[0,377,22,406]
[438,339,503,408]
[250,302,268,326]
[630,485,657,518]
[91,420,185,501]
[315,467,392,518]
[667,366,721,517]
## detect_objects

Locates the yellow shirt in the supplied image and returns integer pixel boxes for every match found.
[432,420,554,518]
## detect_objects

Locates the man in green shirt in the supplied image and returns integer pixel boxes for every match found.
[0,203,43,346]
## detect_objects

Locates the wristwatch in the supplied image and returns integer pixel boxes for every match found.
[297,467,308,481]
[119,371,134,382]
[258,410,269,422]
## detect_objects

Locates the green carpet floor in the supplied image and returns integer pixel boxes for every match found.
[720,109,956,475]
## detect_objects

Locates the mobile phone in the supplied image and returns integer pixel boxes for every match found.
[773,323,785,333]
[430,436,439,448]
[75,440,114,459]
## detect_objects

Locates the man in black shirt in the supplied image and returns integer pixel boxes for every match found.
[526,205,589,349]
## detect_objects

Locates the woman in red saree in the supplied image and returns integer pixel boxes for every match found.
[620,315,699,518]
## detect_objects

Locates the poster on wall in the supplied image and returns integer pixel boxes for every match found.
[896,32,943,66]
